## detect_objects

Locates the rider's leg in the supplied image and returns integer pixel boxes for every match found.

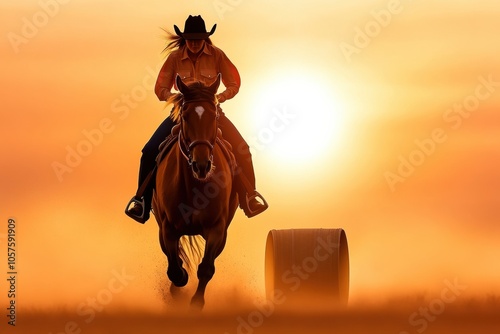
[218,112,268,217]
[126,115,176,223]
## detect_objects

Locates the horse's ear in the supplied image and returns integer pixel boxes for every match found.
[208,73,221,94]
[176,75,189,94]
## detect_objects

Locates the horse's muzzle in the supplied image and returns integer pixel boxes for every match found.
[191,159,213,180]
[188,139,215,180]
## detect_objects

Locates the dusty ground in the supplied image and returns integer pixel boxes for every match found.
[15,301,500,334]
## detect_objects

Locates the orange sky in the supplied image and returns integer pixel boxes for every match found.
[1,0,500,313]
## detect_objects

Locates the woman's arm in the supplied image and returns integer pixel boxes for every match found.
[155,54,176,101]
[216,49,241,103]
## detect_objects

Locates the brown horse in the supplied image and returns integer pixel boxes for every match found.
[152,74,239,309]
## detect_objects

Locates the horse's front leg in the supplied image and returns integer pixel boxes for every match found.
[191,224,227,309]
[161,228,188,288]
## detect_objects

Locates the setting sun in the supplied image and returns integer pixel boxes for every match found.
[249,69,346,169]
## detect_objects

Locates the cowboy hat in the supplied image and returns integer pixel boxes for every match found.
[174,15,216,40]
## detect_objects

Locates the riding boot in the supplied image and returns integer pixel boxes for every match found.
[137,153,155,215]
[234,145,269,218]
[125,154,155,223]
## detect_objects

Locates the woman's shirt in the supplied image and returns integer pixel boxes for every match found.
[155,43,241,102]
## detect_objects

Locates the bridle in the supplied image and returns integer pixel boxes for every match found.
[178,99,220,166]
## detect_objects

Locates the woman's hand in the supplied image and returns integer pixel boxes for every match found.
[216,94,226,104]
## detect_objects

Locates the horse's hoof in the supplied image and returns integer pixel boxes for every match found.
[169,284,189,302]
[168,267,189,287]
[190,296,205,311]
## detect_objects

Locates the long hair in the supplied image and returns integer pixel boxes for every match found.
[160,28,213,56]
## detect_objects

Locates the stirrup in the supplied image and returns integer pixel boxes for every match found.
[244,191,269,218]
[125,197,148,224]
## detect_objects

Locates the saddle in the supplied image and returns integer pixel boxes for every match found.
[156,124,181,165]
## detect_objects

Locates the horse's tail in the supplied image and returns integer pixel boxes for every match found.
[178,235,205,272]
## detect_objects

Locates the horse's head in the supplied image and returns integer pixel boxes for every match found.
[176,74,221,181]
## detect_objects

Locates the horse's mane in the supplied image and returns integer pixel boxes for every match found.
[167,93,184,123]
[167,81,218,123]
